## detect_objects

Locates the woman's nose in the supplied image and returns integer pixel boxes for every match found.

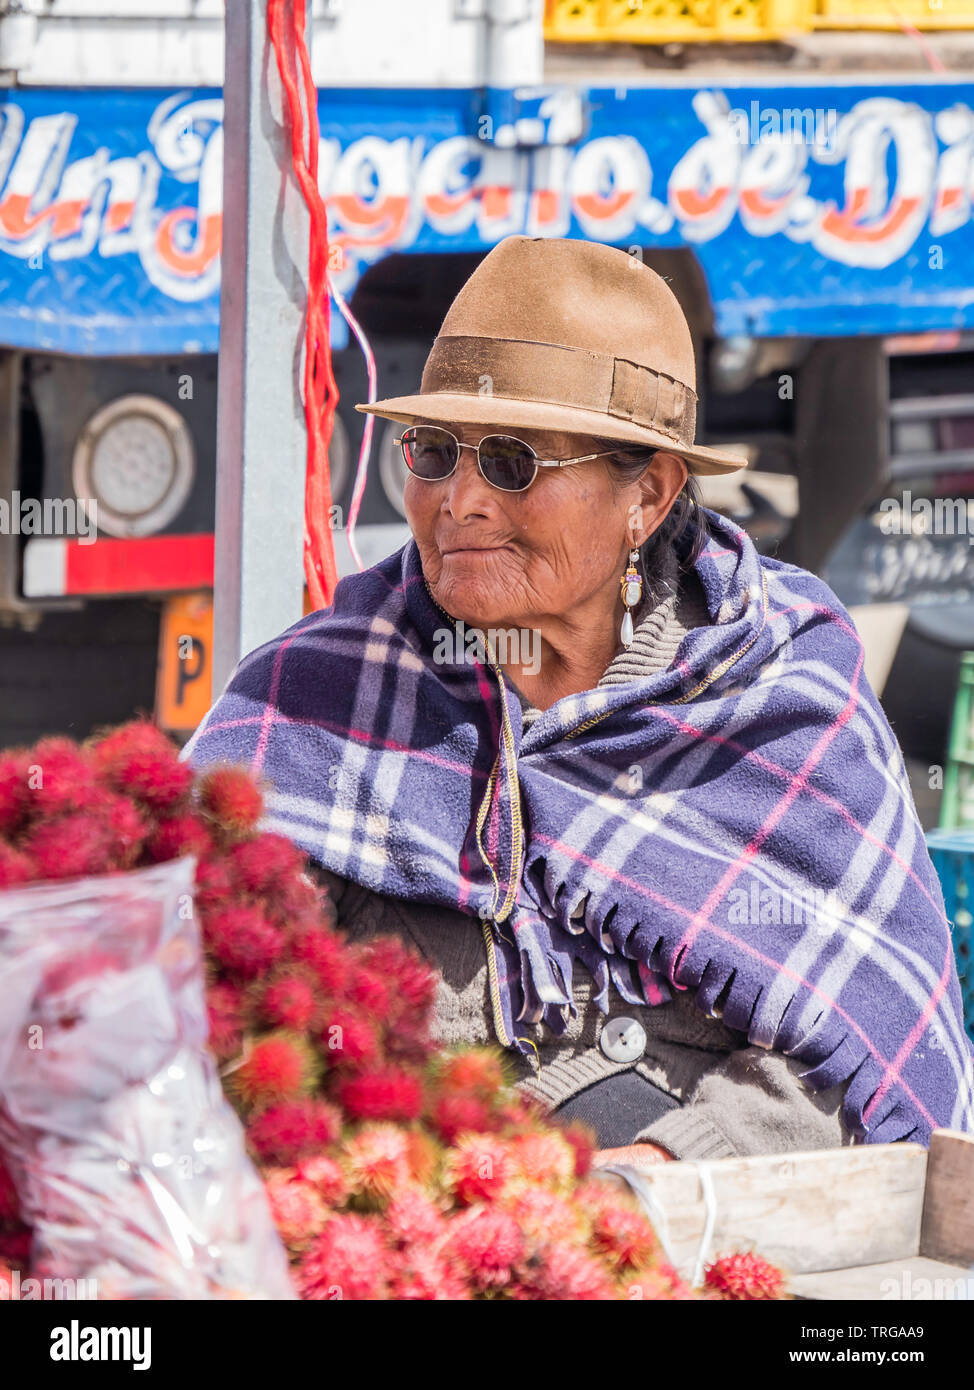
[441,452,494,523]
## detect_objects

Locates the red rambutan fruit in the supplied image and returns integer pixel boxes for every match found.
[227,833,302,896]
[357,936,438,1019]
[341,1123,413,1202]
[318,1006,380,1070]
[436,1050,505,1095]
[0,750,31,837]
[264,1169,328,1251]
[558,1119,596,1179]
[257,972,319,1032]
[337,1067,424,1123]
[507,1189,585,1247]
[22,738,97,818]
[590,1202,659,1271]
[442,1207,524,1290]
[518,1241,617,1301]
[287,923,349,996]
[495,1094,546,1130]
[390,1247,470,1301]
[0,841,33,888]
[624,1264,696,1301]
[446,1134,512,1205]
[297,1214,391,1301]
[229,1034,318,1113]
[507,1129,576,1190]
[199,765,264,836]
[0,1229,31,1267]
[436,1048,506,1100]
[0,1155,21,1225]
[204,905,284,979]
[205,981,246,1062]
[429,1093,496,1145]
[19,785,147,880]
[91,719,172,764]
[21,812,117,880]
[382,1023,436,1068]
[385,1189,448,1249]
[194,855,236,912]
[344,961,393,1018]
[246,1098,342,1166]
[295,1154,349,1207]
[101,792,148,868]
[404,1128,440,1187]
[263,874,322,928]
[146,813,213,865]
[92,721,192,813]
[703,1251,787,1301]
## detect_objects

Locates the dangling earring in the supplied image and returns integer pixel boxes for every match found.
[620,547,642,650]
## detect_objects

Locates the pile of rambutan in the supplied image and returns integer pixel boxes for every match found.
[0,720,788,1302]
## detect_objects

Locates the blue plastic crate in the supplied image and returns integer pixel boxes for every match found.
[926,828,974,1038]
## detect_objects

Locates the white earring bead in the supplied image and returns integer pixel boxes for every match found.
[619,547,642,651]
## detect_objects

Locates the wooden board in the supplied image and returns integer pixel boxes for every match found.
[635,1144,928,1280]
[920,1129,974,1265]
[790,1255,973,1302]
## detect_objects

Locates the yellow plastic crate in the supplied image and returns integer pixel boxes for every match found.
[813,0,974,28]
[544,0,813,42]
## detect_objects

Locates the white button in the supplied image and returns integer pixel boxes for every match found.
[600,1015,647,1063]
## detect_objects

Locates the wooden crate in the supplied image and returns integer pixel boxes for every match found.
[629,1128,974,1299]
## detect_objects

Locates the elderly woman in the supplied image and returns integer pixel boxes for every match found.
[188,236,973,1165]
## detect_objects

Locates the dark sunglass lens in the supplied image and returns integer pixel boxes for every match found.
[478,435,537,491]
[401,426,458,480]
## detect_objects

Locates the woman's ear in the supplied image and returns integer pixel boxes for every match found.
[627,452,689,547]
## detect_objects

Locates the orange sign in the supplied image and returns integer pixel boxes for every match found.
[155,589,317,734]
[155,592,214,734]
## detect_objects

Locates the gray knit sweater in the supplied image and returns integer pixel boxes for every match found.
[322,548,854,1160]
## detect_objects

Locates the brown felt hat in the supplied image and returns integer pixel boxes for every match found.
[355,235,747,476]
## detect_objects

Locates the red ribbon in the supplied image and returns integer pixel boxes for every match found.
[268,0,339,610]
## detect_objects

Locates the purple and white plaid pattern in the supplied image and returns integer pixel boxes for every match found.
[186,509,974,1145]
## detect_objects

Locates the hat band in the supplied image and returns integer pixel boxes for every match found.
[420,335,697,445]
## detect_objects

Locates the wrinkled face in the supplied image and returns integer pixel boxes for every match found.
[403,421,672,629]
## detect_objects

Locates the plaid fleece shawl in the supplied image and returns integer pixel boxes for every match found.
[187,508,974,1145]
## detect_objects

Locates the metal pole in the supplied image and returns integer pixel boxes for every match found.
[213,0,310,696]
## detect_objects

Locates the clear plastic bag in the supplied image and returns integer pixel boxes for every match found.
[0,856,295,1299]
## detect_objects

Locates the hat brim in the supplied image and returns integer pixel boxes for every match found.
[355,394,747,476]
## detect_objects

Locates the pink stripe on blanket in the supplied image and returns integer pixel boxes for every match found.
[253,632,300,773]
[864,939,955,1125]
[673,645,865,959]
[201,710,483,780]
[649,705,948,925]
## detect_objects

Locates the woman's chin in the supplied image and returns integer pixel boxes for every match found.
[429,576,519,629]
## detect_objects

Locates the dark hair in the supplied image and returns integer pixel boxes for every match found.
[594,437,707,582]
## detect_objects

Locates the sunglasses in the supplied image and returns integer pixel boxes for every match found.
[397,425,618,494]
